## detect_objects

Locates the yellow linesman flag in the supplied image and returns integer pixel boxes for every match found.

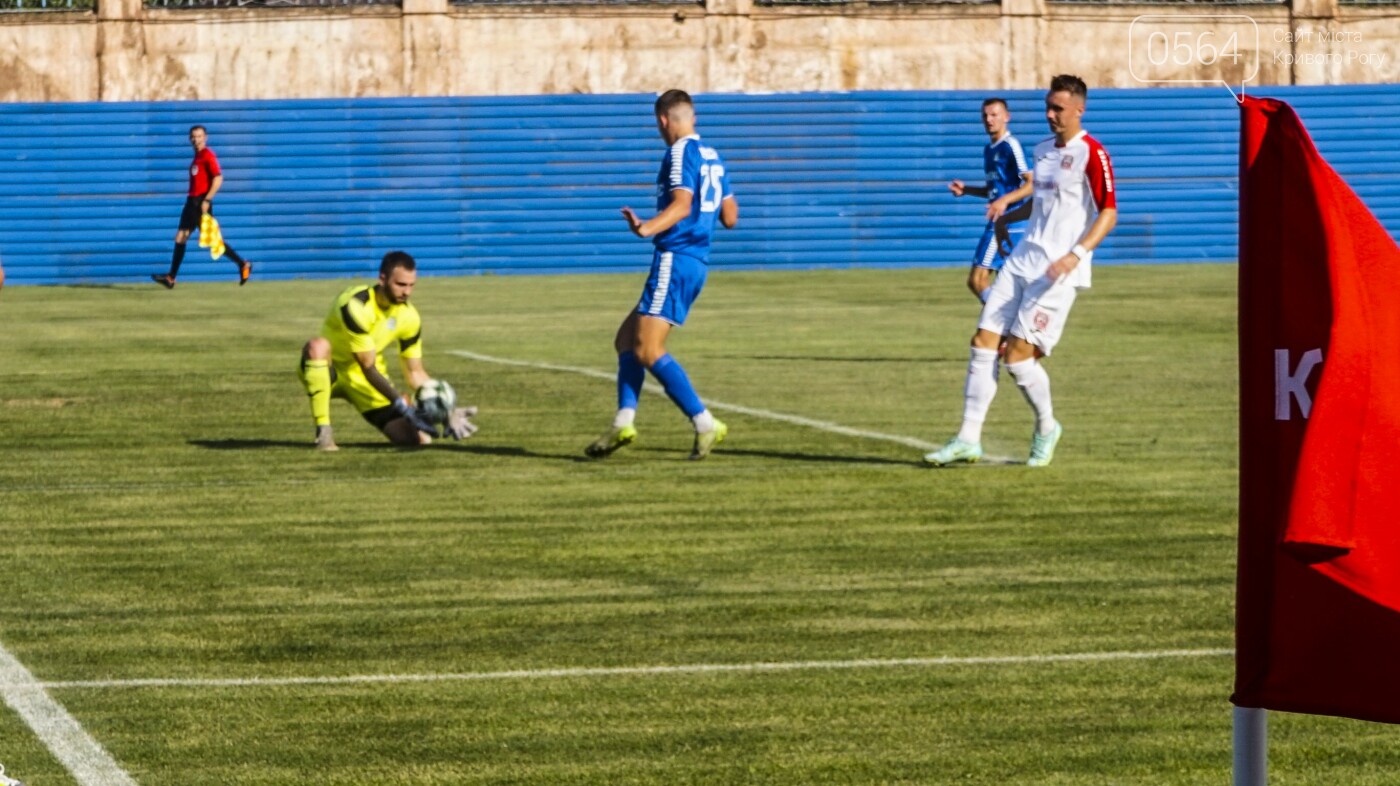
[199,213,226,259]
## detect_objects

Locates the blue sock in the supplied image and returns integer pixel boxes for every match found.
[617,351,645,411]
[649,354,705,418]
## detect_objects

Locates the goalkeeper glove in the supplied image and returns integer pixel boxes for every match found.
[392,397,438,436]
[445,406,479,440]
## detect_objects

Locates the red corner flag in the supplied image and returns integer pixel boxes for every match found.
[1235,96,1400,723]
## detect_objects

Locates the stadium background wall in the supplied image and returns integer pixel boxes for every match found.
[0,84,1397,285]
[2,0,1398,102]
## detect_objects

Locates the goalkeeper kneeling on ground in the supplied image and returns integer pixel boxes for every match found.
[295,250,478,451]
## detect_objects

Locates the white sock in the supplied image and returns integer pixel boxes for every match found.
[612,408,636,429]
[691,409,715,434]
[1005,358,1056,435]
[956,347,999,444]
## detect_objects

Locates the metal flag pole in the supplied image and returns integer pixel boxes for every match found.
[1233,706,1267,786]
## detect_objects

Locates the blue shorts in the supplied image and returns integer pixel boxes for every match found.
[636,250,707,326]
[972,222,1026,272]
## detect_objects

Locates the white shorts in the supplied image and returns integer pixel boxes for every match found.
[977,269,1079,356]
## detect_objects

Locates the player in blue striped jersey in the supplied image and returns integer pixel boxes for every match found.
[586,89,739,461]
[948,98,1032,302]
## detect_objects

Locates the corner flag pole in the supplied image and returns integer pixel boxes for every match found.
[1233,707,1267,786]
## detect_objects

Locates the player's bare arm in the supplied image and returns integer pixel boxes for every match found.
[986,175,1033,221]
[1047,207,1118,281]
[355,349,404,404]
[995,197,1034,252]
[401,356,430,393]
[202,174,223,213]
[621,189,694,238]
[950,179,990,199]
[719,195,739,229]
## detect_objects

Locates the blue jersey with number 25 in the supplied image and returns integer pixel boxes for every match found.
[653,134,732,261]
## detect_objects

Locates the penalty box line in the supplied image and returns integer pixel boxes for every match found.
[31,649,1233,692]
[0,639,141,786]
[449,349,939,451]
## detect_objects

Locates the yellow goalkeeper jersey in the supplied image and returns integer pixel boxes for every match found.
[320,283,424,374]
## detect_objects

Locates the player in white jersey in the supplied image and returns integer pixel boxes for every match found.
[924,74,1118,468]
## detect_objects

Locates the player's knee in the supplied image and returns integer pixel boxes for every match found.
[613,313,640,353]
[971,330,1001,350]
[388,433,419,448]
[383,419,422,447]
[969,269,991,291]
[1002,338,1037,364]
[303,337,331,360]
[633,344,666,368]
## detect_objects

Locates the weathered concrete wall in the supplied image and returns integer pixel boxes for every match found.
[117,9,402,100]
[1,0,1396,102]
[0,15,98,102]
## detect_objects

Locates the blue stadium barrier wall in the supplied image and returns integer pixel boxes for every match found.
[1,85,1398,284]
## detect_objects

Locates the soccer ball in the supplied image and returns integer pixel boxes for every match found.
[414,379,457,425]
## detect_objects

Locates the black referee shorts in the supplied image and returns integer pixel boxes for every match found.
[178,195,210,232]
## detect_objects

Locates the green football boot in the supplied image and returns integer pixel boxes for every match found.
[585,424,637,458]
[923,438,983,466]
[689,419,728,460]
[1026,421,1063,467]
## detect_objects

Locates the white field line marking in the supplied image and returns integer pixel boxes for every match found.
[31,649,1232,691]
[0,641,140,786]
[449,349,940,451]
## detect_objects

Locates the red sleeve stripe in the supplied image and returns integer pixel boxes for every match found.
[1085,136,1115,211]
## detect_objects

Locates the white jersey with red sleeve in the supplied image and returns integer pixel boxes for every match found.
[1003,130,1116,288]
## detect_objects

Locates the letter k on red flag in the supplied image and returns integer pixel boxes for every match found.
[1235,96,1400,723]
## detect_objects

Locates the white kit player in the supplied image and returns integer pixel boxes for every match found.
[924,74,1118,467]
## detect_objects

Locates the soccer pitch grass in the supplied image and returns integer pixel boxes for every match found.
[2,264,1399,785]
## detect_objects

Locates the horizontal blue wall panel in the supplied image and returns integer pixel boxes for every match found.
[1,85,1398,284]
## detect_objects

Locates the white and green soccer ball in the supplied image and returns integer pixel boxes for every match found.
[414,379,457,425]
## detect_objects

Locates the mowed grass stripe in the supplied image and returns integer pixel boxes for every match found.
[35,647,1232,691]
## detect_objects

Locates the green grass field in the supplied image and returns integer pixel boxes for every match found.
[2,264,1398,785]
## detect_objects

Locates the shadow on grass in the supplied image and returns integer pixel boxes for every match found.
[706,354,963,364]
[190,439,397,450]
[433,443,593,463]
[54,283,147,291]
[633,446,921,466]
[188,440,1008,467]
[188,439,592,462]
[924,455,1025,468]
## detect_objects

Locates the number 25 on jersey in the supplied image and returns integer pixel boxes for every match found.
[699,164,725,213]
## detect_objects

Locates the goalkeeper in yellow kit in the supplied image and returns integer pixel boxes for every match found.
[296,251,476,451]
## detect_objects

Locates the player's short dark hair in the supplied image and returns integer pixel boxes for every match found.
[380,251,417,277]
[1049,75,1088,100]
[654,90,694,116]
[981,97,1009,111]
[189,125,207,134]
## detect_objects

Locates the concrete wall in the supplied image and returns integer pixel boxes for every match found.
[1,0,1396,101]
